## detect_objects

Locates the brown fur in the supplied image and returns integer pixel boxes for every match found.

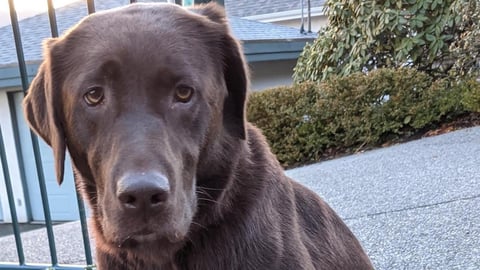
[23,3,373,270]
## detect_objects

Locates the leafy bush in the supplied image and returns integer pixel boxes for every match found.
[293,0,480,83]
[449,1,480,77]
[247,83,326,166]
[460,78,480,112]
[318,69,467,146]
[248,68,476,167]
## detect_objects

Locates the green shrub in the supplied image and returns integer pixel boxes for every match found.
[293,0,480,83]
[318,68,464,146]
[247,68,473,167]
[459,78,480,112]
[247,83,326,167]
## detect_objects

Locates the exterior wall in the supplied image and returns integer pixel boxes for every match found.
[248,59,297,91]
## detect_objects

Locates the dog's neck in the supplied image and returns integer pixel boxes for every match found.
[174,124,285,268]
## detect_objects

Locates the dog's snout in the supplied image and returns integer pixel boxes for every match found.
[116,172,170,211]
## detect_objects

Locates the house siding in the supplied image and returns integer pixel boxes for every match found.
[249,59,297,91]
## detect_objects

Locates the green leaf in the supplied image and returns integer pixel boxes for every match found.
[426,34,436,41]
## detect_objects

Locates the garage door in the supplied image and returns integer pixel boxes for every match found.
[12,92,79,221]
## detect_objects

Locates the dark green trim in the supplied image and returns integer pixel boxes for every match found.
[0,64,39,89]
[244,52,303,62]
[242,40,311,62]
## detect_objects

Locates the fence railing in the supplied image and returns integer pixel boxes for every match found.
[0,0,143,268]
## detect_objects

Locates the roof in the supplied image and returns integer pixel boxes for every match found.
[225,0,325,18]
[0,0,316,89]
[0,0,166,66]
[0,0,315,66]
[229,16,313,41]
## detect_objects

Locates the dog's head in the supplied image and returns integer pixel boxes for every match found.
[23,2,248,259]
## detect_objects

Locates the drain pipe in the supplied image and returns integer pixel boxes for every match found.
[300,0,305,33]
[307,0,312,33]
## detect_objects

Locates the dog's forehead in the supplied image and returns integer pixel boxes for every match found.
[57,4,222,84]
[62,3,219,55]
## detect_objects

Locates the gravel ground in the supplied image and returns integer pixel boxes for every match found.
[1,126,479,269]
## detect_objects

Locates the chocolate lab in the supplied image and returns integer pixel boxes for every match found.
[23,3,373,270]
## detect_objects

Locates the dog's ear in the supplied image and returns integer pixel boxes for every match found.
[193,3,248,140]
[220,34,248,140]
[23,38,66,185]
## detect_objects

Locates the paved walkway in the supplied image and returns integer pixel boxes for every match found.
[1,127,479,269]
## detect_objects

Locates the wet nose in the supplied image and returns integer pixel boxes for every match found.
[116,172,170,212]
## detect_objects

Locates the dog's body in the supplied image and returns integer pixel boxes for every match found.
[23,3,373,269]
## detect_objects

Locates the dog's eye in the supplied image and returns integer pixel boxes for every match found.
[174,86,194,103]
[84,87,105,106]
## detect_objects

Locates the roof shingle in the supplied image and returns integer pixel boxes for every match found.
[225,0,325,17]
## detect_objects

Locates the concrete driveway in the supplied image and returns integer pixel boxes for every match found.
[1,127,479,269]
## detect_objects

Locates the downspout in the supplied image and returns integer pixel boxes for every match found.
[300,0,312,34]
[300,0,305,33]
[307,0,312,33]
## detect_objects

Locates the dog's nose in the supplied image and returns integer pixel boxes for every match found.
[116,172,170,211]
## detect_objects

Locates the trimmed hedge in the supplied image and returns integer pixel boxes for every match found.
[247,68,480,167]
[461,79,480,113]
[247,83,323,166]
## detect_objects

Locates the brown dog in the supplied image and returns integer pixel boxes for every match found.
[23,3,373,270]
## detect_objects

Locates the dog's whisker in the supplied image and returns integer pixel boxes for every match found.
[118,235,132,248]
[196,186,224,191]
[197,197,222,205]
[191,221,207,230]
[195,190,215,199]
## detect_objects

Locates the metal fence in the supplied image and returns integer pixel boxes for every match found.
[1,0,138,269]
